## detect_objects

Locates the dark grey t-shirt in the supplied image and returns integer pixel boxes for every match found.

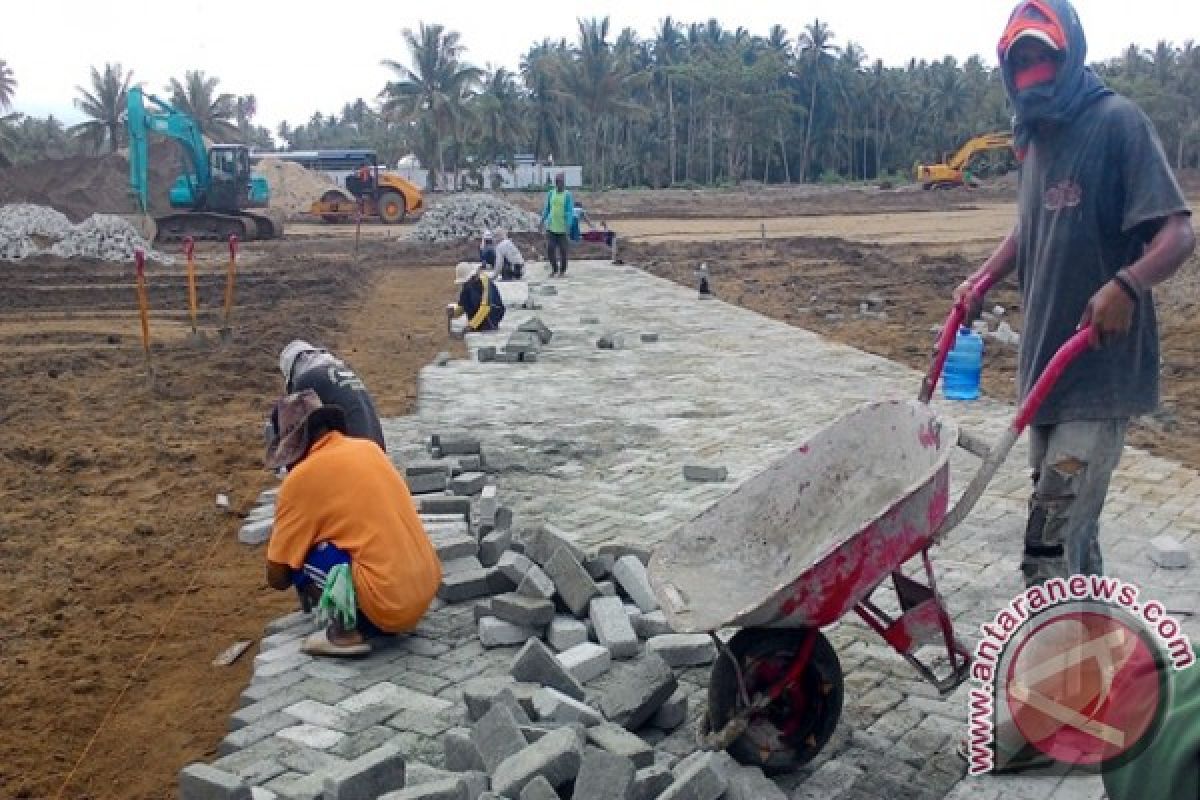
[1016,94,1189,425]
[290,364,386,451]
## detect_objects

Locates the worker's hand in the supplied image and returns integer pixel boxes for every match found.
[953,278,985,322]
[1079,280,1135,349]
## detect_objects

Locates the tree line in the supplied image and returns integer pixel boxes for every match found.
[2,18,1199,186]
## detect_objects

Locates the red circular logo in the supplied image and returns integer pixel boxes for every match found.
[1005,608,1165,766]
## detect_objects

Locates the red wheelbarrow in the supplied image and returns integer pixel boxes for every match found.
[647,286,1095,773]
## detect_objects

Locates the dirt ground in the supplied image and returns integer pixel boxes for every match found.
[0,236,466,799]
[2,181,1198,798]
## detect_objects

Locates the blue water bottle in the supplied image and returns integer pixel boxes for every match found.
[943,326,984,400]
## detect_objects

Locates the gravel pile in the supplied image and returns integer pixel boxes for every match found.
[251,158,336,215]
[0,204,171,264]
[413,193,541,242]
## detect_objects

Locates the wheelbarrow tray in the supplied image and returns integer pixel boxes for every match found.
[648,399,958,634]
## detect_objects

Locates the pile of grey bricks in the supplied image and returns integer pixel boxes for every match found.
[186,431,785,799]
[476,316,554,365]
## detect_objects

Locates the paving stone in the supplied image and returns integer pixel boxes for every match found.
[443,556,486,575]
[790,759,863,800]
[408,472,450,495]
[1150,534,1191,568]
[597,333,624,350]
[631,764,674,800]
[433,533,479,562]
[478,530,511,567]
[724,765,786,800]
[451,472,488,496]
[277,745,349,775]
[212,740,291,785]
[639,332,660,343]
[407,461,456,477]
[543,548,602,617]
[517,775,559,800]
[329,726,398,760]
[276,724,346,751]
[633,611,674,639]
[596,653,678,731]
[492,592,556,628]
[460,771,489,800]
[650,688,688,731]
[220,713,299,755]
[262,770,325,800]
[479,616,539,648]
[557,641,612,684]
[491,727,583,797]
[443,728,486,772]
[473,599,495,623]
[493,506,514,533]
[461,677,537,722]
[320,741,408,799]
[585,722,655,769]
[480,484,499,525]
[589,596,639,659]
[433,434,482,456]
[681,465,728,483]
[381,778,467,799]
[470,702,528,773]
[532,687,605,726]
[611,555,659,613]
[517,316,554,345]
[336,682,453,716]
[516,565,557,600]
[658,750,728,800]
[418,495,472,523]
[511,638,587,700]
[522,525,589,568]
[179,763,253,799]
[573,746,636,800]
[440,569,496,603]
[645,634,715,668]
[498,551,536,586]
[597,581,618,598]
[546,616,588,652]
[254,651,314,679]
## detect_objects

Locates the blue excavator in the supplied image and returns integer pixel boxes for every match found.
[127,87,283,241]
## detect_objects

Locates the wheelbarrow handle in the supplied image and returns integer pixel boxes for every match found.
[918,271,998,404]
[933,325,1092,543]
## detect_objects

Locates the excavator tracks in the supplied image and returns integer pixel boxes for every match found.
[154,211,285,243]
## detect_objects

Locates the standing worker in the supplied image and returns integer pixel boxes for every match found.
[448,262,506,332]
[956,0,1194,588]
[539,172,574,277]
[269,340,386,453]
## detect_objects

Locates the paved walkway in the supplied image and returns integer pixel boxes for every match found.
[217,260,1200,799]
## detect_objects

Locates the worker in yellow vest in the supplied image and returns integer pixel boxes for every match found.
[539,172,574,277]
[448,262,505,332]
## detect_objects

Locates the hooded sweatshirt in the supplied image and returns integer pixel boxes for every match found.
[998,0,1189,425]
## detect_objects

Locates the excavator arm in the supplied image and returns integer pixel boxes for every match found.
[127,87,210,212]
[946,132,1014,170]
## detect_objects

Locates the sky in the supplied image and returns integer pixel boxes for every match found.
[5,0,1198,137]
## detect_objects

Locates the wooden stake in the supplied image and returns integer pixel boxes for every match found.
[354,197,364,262]
[220,234,239,341]
[134,248,153,382]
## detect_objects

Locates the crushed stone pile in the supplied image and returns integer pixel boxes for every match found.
[251,158,335,216]
[0,204,171,264]
[413,193,541,242]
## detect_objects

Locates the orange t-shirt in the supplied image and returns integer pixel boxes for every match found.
[267,431,442,632]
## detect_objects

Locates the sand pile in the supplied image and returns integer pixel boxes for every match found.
[412,193,541,242]
[251,158,336,216]
[0,203,171,263]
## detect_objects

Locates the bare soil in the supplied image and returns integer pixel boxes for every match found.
[0,235,464,799]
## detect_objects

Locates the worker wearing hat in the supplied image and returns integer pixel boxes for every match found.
[264,390,441,656]
[479,230,497,270]
[950,0,1194,774]
[269,340,386,453]
[448,261,506,332]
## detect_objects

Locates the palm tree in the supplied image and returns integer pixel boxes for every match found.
[166,71,240,141]
[654,18,684,184]
[0,59,15,111]
[70,63,134,153]
[797,19,838,182]
[520,39,567,163]
[474,66,526,167]
[381,22,482,184]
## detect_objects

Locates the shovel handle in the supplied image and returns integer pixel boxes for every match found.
[918,271,998,404]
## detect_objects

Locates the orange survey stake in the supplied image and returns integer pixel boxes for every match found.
[183,236,198,334]
[223,234,239,327]
[134,248,150,355]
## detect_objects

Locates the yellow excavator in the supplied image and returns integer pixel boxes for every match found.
[915,132,1014,189]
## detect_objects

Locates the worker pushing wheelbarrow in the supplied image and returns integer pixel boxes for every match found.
[647,280,1097,773]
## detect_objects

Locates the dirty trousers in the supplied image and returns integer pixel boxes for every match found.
[1021,418,1129,586]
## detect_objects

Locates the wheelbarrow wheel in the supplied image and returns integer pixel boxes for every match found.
[708,628,843,774]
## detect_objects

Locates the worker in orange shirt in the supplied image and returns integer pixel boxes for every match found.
[263,390,441,656]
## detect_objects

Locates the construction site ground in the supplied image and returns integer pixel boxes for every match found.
[2,180,1198,798]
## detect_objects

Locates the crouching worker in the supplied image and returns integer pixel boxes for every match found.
[448,262,505,332]
[264,390,442,656]
[271,340,386,453]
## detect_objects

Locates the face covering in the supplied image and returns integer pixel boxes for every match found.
[997,0,1111,156]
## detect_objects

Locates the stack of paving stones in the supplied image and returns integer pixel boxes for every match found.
[475,317,554,365]
[239,488,279,545]
[183,430,787,799]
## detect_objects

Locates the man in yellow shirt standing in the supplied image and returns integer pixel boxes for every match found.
[264,390,442,656]
[539,172,574,277]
